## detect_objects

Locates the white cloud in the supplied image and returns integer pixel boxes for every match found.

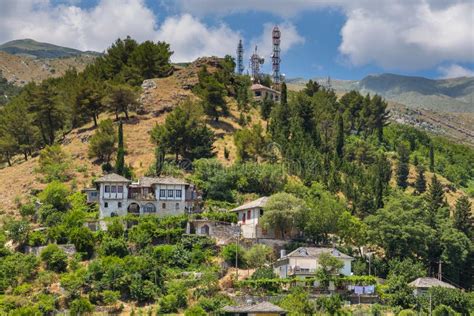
[173,0,474,71]
[155,14,240,62]
[438,64,474,79]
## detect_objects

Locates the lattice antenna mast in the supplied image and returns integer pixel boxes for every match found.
[272,26,281,84]
[250,45,264,83]
[236,39,244,75]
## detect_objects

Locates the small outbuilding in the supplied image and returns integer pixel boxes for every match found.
[408,277,456,296]
[251,84,281,102]
[221,301,287,316]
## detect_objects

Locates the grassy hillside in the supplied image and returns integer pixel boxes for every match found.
[0,39,99,59]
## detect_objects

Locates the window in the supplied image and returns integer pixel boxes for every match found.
[260,209,264,217]
[118,202,122,208]
[144,203,156,213]
[111,186,117,193]
[175,190,182,198]
[90,192,98,197]
[255,91,261,97]
[168,190,174,198]
[160,189,166,198]
[118,186,123,193]
[105,185,110,193]
[104,202,108,208]
[242,213,246,224]
[247,210,251,220]
[175,203,179,210]
[162,203,166,209]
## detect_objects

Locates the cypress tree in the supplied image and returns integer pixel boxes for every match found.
[269,83,290,151]
[429,144,435,172]
[115,120,125,175]
[154,146,165,176]
[453,195,473,238]
[396,144,410,189]
[335,112,344,159]
[427,175,445,213]
[414,165,426,194]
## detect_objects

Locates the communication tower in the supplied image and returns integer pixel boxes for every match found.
[236,39,244,75]
[250,45,264,82]
[272,26,281,84]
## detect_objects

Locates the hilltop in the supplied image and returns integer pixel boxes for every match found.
[0,39,100,59]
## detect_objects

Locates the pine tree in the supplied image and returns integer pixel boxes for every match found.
[427,175,445,213]
[154,146,165,176]
[429,144,435,172]
[414,165,426,194]
[115,120,125,175]
[396,144,410,189]
[269,82,291,152]
[453,196,473,238]
[335,112,344,159]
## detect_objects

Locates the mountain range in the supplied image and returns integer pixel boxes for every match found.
[0,39,100,59]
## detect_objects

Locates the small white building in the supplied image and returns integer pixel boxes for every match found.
[83,173,199,219]
[231,197,273,239]
[251,84,281,102]
[408,277,456,296]
[274,247,354,278]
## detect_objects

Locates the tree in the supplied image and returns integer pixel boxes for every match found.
[396,144,410,189]
[303,79,320,96]
[453,195,473,238]
[37,144,71,182]
[4,219,30,246]
[40,244,68,272]
[269,83,290,151]
[278,287,315,315]
[130,40,173,79]
[429,144,435,172]
[414,165,427,194]
[221,243,246,268]
[38,181,70,211]
[151,100,214,162]
[234,124,268,162]
[194,66,228,121]
[70,297,94,316]
[115,120,125,175]
[335,112,344,159]
[427,175,445,213]
[244,244,274,268]
[260,193,305,239]
[369,94,389,142]
[259,96,274,127]
[74,82,104,127]
[88,119,117,163]
[105,84,139,120]
[68,227,95,258]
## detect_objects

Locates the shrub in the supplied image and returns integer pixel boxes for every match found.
[19,203,36,217]
[38,181,70,211]
[99,237,128,257]
[40,244,68,273]
[70,297,94,316]
[315,294,343,315]
[245,244,274,269]
[185,305,207,316]
[28,230,48,247]
[102,290,120,305]
[398,309,416,316]
[37,144,71,182]
[221,243,246,268]
[159,294,178,313]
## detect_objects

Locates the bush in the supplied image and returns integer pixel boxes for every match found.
[184,305,207,316]
[70,297,93,316]
[40,244,68,273]
[159,294,178,313]
[19,203,36,217]
[37,144,71,182]
[315,294,343,315]
[102,290,120,305]
[398,309,416,316]
[99,237,128,257]
[38,181,70,211]
[197,294,233,312]
[245,244,273,269]
[221,243,246,268]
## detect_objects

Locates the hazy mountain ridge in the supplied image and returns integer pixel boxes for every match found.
[0,39,101,59]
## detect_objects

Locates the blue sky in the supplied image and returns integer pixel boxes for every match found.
[1,0,473,80]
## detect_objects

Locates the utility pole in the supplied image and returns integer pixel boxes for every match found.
[438,260,442,281]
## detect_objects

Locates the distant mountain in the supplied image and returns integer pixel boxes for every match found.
[288,73,474,113]
[0,39,100,59]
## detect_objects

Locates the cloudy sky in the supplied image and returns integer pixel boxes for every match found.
[1,0,473,79]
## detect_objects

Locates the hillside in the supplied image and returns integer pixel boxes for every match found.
[0,39,100,59]
[0,51,95,85]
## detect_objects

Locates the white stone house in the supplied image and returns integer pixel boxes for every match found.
[408,277,456,296]
[274,247,354,278]
[251,84,281,102]
[231,197,274,239]
[84,173,199,219]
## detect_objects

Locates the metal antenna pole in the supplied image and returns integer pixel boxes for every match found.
[272,26,281,85]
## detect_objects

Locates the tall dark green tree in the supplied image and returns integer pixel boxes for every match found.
[106,84,139,120]
[303,79,320,96]
[414,165,427,195]
[194,66,228,121]
[115,120,125,175]
[396,144,410,189]
[427,175,446,213]
[369,94,389,142]
[154,147,165,176]
[269,83,291,151]
[335,112,344,159]
[429,144,435,172]
[453,195,473,238]
[130,41,173,79]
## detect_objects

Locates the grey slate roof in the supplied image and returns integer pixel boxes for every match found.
[251,84,281,94]
[231,197,269,212]
[138,176,188,187]
[408,277,455,289]
[283,247,354,260]
[95,173,131,183]
[222,301,286,313]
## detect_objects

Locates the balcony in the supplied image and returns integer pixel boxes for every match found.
[288,266,317,276]
[128,192,156,201]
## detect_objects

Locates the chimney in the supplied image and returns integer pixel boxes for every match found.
[280,249,286,259]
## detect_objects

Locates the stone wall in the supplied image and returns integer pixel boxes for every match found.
[25,244,77,256]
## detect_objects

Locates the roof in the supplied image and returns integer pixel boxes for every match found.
[137,176,188,187]
[408,277,456,289]
[251,84,280,94]
[222,302,286,313]
[231,197,269,212]
[95,173,131,183]
[282,247,354,260]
